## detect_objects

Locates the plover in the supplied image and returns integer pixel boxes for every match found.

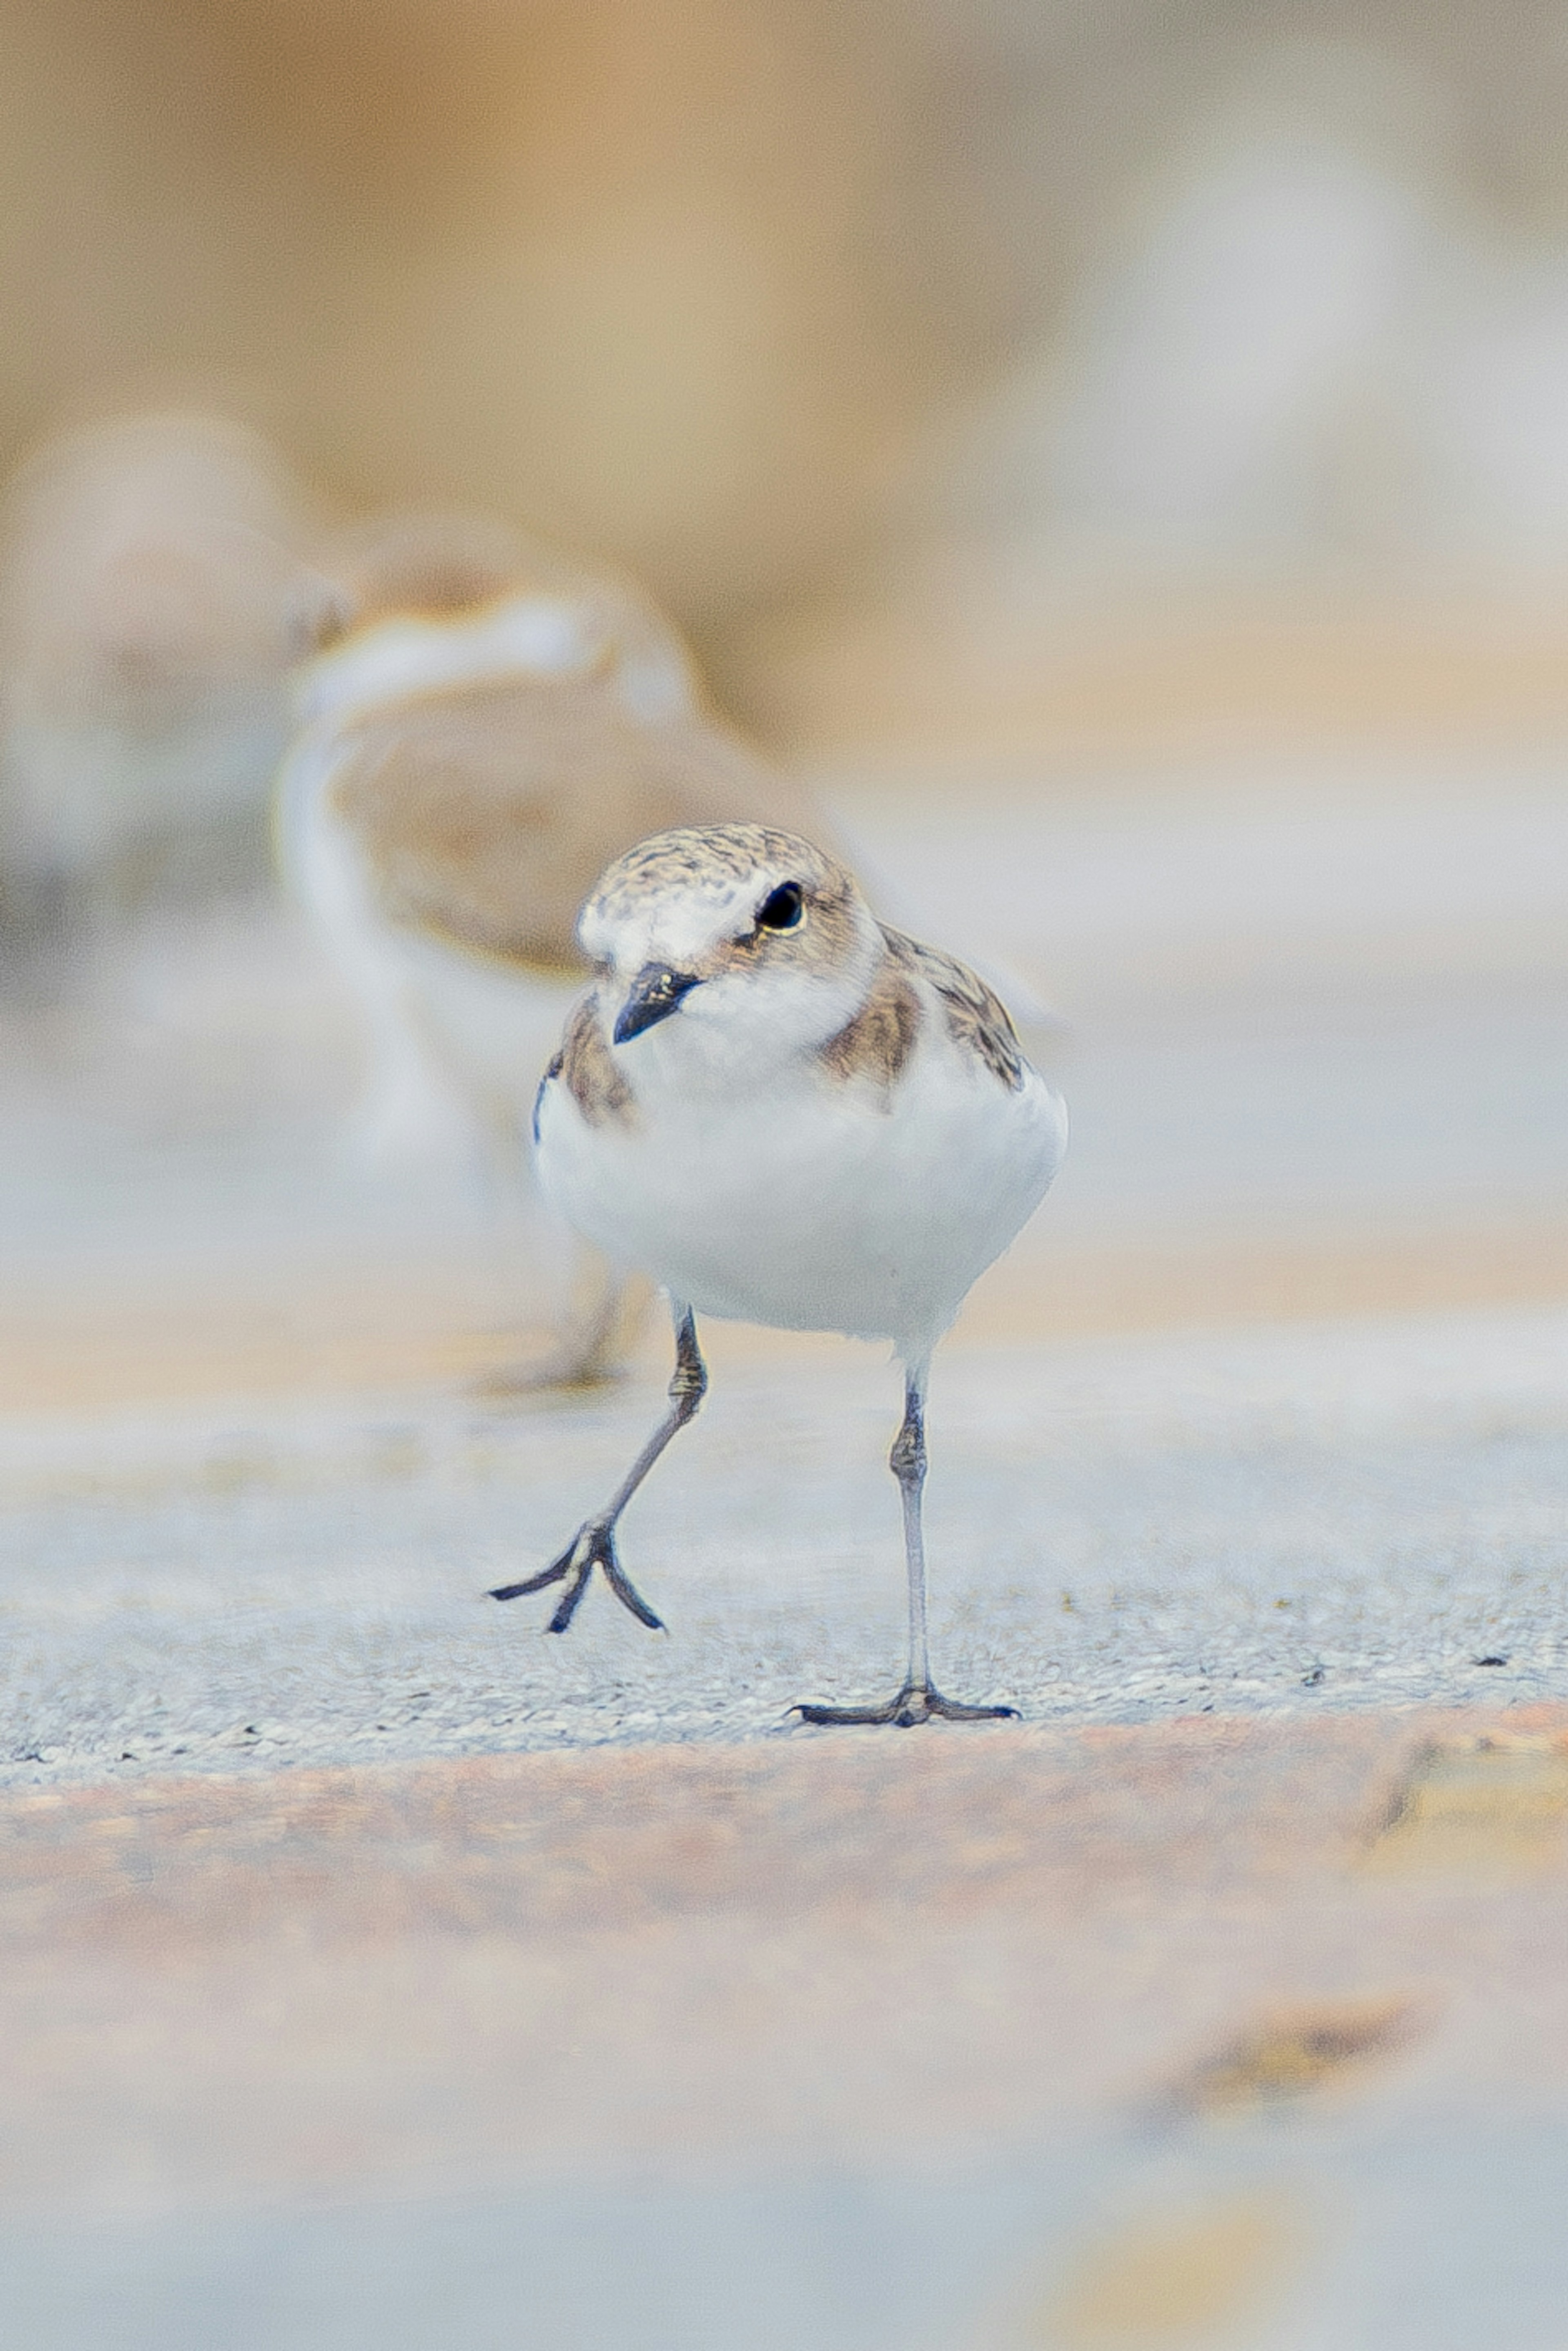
[276,512,823,1387]
[492,822,1066,1723]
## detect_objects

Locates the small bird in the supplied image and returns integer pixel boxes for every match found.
[277,511,824,1387]
[492,822,1067,1724]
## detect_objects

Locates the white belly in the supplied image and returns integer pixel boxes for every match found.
[536,1041,1065,1358]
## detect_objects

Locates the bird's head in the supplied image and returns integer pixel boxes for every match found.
[290,510,693,726]
[581,824,880,1071]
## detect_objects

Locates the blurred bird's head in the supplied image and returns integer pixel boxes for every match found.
[290,509,694,728]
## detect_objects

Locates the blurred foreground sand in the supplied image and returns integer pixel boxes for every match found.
[4,1709,1568,2344]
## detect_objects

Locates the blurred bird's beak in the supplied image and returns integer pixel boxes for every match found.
[613,962,701,1043]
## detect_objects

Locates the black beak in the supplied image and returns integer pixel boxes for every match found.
[613,961,701,1043]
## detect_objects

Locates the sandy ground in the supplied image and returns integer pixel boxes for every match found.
[1,757,1566,2342]
[0,1306,1566,1784]
[4,1709,1568,2347]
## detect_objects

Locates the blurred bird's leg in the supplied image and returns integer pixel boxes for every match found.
[488,1305,706,1629]
[350,1025,463,1169]
[550,1246,653,1383]
[337,974,480,1177]
[477,1240,653,1395]
[459,1087,649,1396]
[797,1362,1021,1728]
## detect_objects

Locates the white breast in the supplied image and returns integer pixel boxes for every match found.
[535,1010,1065,1358]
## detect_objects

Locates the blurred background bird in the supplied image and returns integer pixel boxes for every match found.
[278,508,827,1387]
[0,0,1567,1402]
[0,410,315,994]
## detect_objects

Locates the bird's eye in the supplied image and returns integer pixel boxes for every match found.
[755,882,804,931]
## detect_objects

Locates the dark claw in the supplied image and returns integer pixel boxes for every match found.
[795,1683,1018,1728]
[928,1696,1020,1722]
[545,1553,597,1632]
[598,1546,666,1631]
[490,1523,665,1634]
[488,1547,575,1602]
[795,1695,902,1728]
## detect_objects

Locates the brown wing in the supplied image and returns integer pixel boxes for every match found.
[328,671,820,974]
[881,924,1025,1090]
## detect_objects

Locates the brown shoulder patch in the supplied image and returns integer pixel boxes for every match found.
[882,926,1025,1090]
[556,997,634,1129]
[819,957,922,1095]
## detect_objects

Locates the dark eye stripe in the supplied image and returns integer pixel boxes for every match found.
[756,882,804,931]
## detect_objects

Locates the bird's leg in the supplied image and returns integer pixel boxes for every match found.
[797,1363,1019,1727]
[489,1305,706,1632]
[476,1249,654,1398]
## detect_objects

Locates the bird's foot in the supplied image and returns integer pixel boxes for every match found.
[488,1521,664,1633]
[795,1682,1019,1728]
[471,1345,627,1402]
